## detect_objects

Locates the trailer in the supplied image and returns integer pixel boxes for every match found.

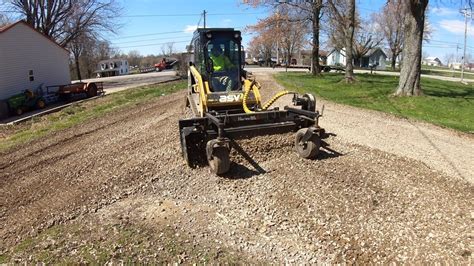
[56,82,104,99]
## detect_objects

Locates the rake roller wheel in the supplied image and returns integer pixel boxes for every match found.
[295,128,320,159]
[208,146,230,175]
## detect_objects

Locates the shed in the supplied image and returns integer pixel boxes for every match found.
[0,21,71,101]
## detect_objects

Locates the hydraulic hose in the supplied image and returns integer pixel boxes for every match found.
[261,90,291,110]
[242,80,292,113]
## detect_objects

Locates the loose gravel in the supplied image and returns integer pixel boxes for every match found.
[0,77,472,263]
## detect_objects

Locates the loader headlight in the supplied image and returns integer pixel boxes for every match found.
[234,33,240,39]
[206,32,212,39]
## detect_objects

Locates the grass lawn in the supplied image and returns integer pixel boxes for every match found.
[421,69,474,79]
[275,73,474,133]
[0,80,186,152]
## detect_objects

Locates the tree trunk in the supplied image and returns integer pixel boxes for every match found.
[395,0,428,96]
[391,53,397,70]
[344,0,356,82]
[75,55,82,81]
[311,1,322,76]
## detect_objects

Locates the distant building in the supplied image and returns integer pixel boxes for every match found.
[293,50,328,66]
[327,47,387,70]
[359,48,387,70]
[96,59,129,77]
[0,21,70,101]
[449,62,472,70]
[422,57,443,67]
[327,48,346,66]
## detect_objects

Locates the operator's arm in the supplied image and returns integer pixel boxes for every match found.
[224,56,235,69]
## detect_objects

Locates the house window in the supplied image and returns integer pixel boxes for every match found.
[28,70,34,82]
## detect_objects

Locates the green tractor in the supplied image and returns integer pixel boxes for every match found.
[7,89,46,116]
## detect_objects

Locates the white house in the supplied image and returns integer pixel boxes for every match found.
[0,21,71,101]
[422,57,443,66]
[326,48,346,66]
[96,59,129,77]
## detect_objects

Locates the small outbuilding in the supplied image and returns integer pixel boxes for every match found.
[422,57,443,67]
[0,21,71,101]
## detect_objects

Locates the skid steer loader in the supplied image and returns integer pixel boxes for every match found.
[179,28,325,175]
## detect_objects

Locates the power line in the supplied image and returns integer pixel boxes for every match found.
[116,11,266,18]
[112,40,189,49]
[114,30,186,39]
[113,25,247,40]
[112,35,191,45]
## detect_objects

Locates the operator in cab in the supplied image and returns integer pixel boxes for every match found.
[209,44,237,91]
[210,45,234,71]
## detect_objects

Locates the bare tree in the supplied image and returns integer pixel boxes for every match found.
[375,0,404,71]
[280,18,309,70]
[70,33,89,80]
[246,14,278,67]
[327,0,356,82]
[0,13,11,27]
[7,0,121,47]
[243,0,324,76]
[69,36,116,80]
[352,19,384,67]
[127,50,142,67]
[248,33,275,66]
[395,0,428,96]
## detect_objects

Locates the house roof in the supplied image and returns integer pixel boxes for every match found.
[365,48,387,58]
[298,50,328,57]
[99,58,128,63]
[0,20,69,53]
[327,48,346,57]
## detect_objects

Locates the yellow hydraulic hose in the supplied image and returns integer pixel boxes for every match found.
[261,90,291,110]
[242,80,291,114]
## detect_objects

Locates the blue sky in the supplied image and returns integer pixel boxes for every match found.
[2,0,472,61]
[110,0,472,62]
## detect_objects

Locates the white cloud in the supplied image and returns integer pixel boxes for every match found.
[430,7,458,16]
[184,25,197,34]
[222,19,232,27]
[439,19,473,35]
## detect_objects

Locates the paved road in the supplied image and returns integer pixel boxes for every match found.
[73,70,179,94]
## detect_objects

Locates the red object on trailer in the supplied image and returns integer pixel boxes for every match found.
[154,58,167,72]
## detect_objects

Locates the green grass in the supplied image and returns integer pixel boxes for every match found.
[421,69,474,79]
[0,80,186,152]
[275,73,474,133]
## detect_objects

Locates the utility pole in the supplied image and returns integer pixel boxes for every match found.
[460,7,472,82]
[203,10,207,29]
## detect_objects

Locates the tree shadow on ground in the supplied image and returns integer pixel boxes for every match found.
[423,86,474,99]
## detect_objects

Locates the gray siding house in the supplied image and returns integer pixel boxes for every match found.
[358,48,387,70]
[0,21,71,100]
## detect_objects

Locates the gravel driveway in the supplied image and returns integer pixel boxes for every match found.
[0,74,472,263]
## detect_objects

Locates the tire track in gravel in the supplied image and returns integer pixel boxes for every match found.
[1,78,473,264]
[0,90,186,248]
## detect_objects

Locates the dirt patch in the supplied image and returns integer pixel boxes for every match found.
[0,75,473,263]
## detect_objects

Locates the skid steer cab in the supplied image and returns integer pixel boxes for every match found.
[179,28,326,175]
